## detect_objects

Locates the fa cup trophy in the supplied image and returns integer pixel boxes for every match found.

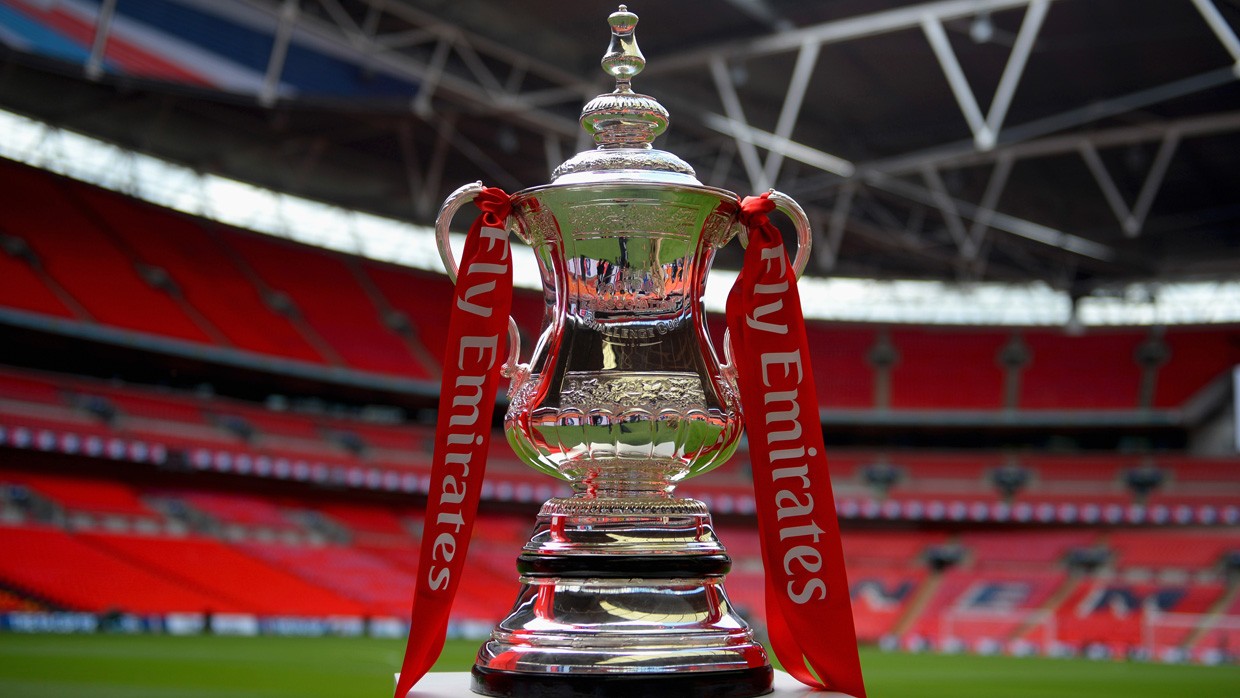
[395,6,864,698]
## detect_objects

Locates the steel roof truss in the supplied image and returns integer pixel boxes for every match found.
[260,0,301,108]
[921,0,1048,151]
[1079,131,1182,238]
[709,56,770,192]
[1191,0,1240,73]
[762,40,821,187]
[85,0,119,81]
[818,180,856,272]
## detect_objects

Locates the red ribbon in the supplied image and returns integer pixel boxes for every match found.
[726,192,867,697]
[393,187,513,698]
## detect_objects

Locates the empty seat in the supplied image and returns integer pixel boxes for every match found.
[1020,331,1143,410]
[221,230,428,378]
[0,525,219,613]
[889,329,1006,410]
[83,532,365,616]
[0,159,212,343]
[1154,328,1240,407]
[70,183,327,363]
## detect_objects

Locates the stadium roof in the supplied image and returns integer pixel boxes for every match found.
[1,0,1239,325]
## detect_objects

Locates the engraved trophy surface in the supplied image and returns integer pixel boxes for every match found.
[434,7,813,697]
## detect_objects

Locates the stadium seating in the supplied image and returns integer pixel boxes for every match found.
[81,531,367,616]
[803,323,876,409]
[888,328,1007,410]
[0,469,1235,661]
[66,182,328,363]
[5,362,1237,520]
[958,530,1098,568]
[0,524,220,613]
[317,502,411,539]
[15,473,155,519]
[905,569,1067,647]
[169,491,303,533]
[360,261,459,368]
[237,541,411,616]
[1054,580,1226,652]
[218,228,430,378]
[1107,530,1238,570]
[0,160,1238,665]
[0,159,212,343]
[1188,593,1240,662]
[1019,331,1144,410]
[1154,328,1240,407]
[0,236,76,320]
[849,567,928,642]
[2,159,1236,415]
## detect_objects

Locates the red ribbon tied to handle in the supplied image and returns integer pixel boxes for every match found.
[393,187,512,698]
[726,192,867,697]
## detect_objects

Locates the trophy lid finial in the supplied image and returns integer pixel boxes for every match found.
[551,6,698,184]
[578,6,669,149]
[602,5,644,91]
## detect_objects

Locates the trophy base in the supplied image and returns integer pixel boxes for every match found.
[471,665,774,698]
[473,496,772,698]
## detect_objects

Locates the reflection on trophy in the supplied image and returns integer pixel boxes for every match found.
[433,7,815,697]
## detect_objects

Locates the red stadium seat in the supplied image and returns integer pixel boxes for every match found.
[1019,331,1144,410]
[889,328,1006,410]
[0,525,220,613]
[0,160,213,343]
[68,182,329,364]
[220,229,430,378]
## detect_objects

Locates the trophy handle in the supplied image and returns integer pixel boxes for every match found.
[768,189,812,281]
[435,181,526,379]
[719,189,812,376]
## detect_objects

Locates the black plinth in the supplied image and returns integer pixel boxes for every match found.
[471,665,774,698]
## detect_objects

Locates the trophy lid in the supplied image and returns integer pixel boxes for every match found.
[551,6,701,186]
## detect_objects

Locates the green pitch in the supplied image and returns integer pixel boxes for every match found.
[0,634,1237,697]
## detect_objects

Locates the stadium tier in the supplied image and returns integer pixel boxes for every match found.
[2,362,1237,522]
[2,471,1236,659]
[1,159,1237,414]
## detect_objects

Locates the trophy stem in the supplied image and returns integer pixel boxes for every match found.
[471,494,773,698]
[575,474,676,500]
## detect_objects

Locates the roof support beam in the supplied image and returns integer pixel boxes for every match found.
[920,164,976,259]
[1128,131,1181,238]
[1079,131,1182,238]
[259,0,299,107]
[818,180,855,271]
[411,36,453,118]
[983,0,1050,147]
[867,66,1237,175]
[651,0,1061,75]
[922,15,992,149]
[85,0,119,81]
[863,171,1115,261]
[876,107,1240,174]
[699,112,856,178]
[316,0,365,42]
[762,40,821,185]
[1191,0,1240,74]
[709,56,770,192]
[968,152,1015,255]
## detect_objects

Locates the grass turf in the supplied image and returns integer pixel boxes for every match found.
[0,634,1237,697]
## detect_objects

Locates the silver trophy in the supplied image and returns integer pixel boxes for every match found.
[435,7,811,697]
